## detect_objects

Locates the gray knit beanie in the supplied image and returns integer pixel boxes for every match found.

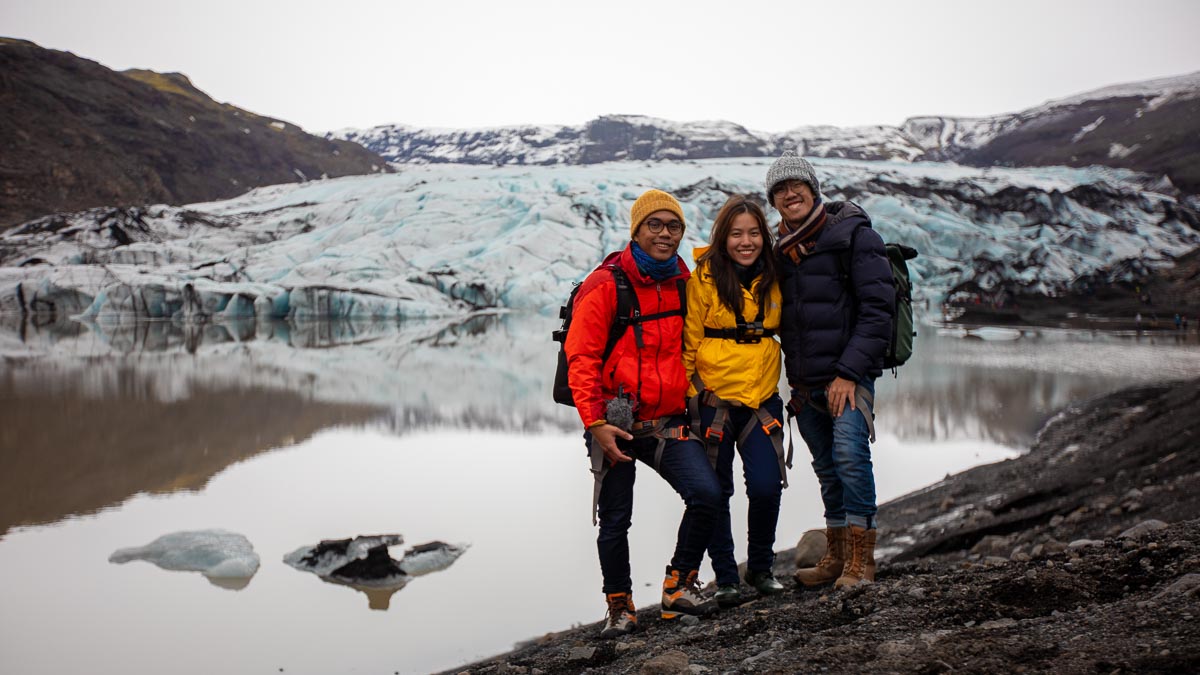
[765,149,820,206]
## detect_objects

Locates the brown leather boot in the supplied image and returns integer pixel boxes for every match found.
[794,527,847,587]
[834,525,876,589]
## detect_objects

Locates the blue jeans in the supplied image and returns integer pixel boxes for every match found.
[793,379,877,529]
[589,415,723,595]
[700,395,784,586]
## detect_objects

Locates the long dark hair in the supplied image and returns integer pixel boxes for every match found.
[698,195,776,318]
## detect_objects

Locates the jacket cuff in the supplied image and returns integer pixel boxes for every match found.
[835,364,861,382]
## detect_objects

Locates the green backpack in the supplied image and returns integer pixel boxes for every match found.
[881,242,917,369]
[840,227,918,370]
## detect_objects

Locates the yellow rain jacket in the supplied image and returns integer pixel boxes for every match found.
[683,247,782,408]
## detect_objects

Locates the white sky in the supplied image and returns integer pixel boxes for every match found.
[4,0,1200,134]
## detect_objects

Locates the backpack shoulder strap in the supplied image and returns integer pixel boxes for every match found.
[601,264,638,362]
[837,223,864,287]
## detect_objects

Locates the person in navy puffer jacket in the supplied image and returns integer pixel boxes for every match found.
[766,150,895,590]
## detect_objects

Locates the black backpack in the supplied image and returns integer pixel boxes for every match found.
[552,264,687,407]
[839,227,918,370]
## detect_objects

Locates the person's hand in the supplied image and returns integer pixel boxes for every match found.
[826,376,856,417]
[591,424,634,466]
[787,389,805,417]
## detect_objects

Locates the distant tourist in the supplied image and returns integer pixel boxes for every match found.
[683,195,787,606]
[563,189,721,638]
[766,151,895,589]
[1175,314,1183,330]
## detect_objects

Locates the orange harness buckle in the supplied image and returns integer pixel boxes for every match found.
[762,419,783,435]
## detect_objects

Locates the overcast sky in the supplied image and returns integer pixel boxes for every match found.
[5,0,1200,134]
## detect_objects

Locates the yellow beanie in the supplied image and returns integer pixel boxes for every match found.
[630,189,685,238]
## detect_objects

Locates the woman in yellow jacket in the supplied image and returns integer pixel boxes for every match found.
[684,194,787,605]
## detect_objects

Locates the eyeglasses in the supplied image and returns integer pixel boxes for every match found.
[642,218,684,235]
[771,180,811,198]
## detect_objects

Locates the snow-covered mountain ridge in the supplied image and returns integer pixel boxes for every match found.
[330,72,1200,193]
[2,159,1196,322]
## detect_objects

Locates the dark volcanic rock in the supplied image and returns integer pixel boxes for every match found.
[952,246,1200,330]
[577,117,769,164]
[882,379,1200,562]
[447,379,1200,674]
[336,73,1200,198]
[0,38,389,229]
[960,94,1200,195]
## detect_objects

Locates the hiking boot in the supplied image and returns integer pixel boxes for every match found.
[744,568,784,595]
[713,584,741,607]
[599,592,638,638]
[661,567,718,620]
[834,526,877,589]
[794,527,847,587]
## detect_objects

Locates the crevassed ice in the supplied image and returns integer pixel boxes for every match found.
[3,158,1194,322]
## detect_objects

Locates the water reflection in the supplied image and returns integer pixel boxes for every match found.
[881,326,1200,446]
[0,372,383,535]
[3,314,1199,536]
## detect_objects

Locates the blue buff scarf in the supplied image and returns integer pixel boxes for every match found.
[630,242,682,281]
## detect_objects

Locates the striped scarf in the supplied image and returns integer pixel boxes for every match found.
[776,199,827,264]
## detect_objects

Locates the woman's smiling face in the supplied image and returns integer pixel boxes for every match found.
[726,212,763,266]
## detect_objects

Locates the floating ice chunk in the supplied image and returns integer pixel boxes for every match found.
[283,535,468,610]
[967,327,1023,341]
[109,530,260,589]
[397,541,470,576]
[283,533,406,580]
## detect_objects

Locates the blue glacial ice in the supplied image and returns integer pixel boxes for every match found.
[108,529,260,589]
[2,158,1196,321]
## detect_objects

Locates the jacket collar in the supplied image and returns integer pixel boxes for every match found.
[613,243,690,285]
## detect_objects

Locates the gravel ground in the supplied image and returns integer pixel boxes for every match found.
[446,378,1200,674]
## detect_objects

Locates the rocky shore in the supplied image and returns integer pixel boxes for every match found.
[950,248,1200,332]
[447,378,1200,674]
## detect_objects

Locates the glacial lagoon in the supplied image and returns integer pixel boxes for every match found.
[2,313,1199,674]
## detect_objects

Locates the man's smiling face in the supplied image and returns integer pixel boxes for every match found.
[772,180,816,224]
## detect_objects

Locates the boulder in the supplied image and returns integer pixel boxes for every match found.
[1155,573,1200,598]
[795,529,828,568]
[970,534,1015,558]
[640,650,689,674]
[1118,519,1169,539]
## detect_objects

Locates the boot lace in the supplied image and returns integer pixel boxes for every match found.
[844,531,866,578]
[683,570,705,597]
[607,594,632,622]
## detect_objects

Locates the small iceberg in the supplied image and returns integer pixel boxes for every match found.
[398,540,471,576]
[939,326,1024,341]
[109,529,260,590]
[968,326,1024,341]
[283,534,468,610]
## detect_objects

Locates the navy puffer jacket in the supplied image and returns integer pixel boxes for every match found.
[777,201,895,388]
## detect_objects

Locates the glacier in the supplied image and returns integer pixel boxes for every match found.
[2,158,1197,322]
[108,529,260,589]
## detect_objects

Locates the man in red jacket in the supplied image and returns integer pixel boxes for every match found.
[566,189,721,638]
